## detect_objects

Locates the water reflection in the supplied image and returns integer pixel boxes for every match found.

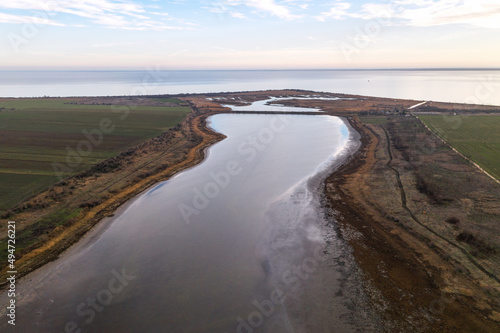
[2,113,380,332]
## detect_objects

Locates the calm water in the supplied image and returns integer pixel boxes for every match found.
[0,114,378,332]
[220,96,351,112]
[1,70,500,105]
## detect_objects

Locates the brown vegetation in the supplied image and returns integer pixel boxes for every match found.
[323,115,500,331]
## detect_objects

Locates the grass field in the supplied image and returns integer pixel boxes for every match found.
[0,98,190,210]
[419,115,500,181]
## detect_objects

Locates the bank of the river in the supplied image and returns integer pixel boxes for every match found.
[323,116,500,332]
[0,109,226,288]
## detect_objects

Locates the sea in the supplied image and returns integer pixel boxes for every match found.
[1,69,500,105]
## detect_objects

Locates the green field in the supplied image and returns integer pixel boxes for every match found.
[419,115,500,181]
[0,98,190,210]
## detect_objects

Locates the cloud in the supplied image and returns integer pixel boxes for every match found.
[0,0,193,30]
[392,0,500,29]
[315,0,500,29]
[0,12,64,25]
[316,2,351,22]
[230,11,246,19]
[222,0,300,20]
[246,0,299,19]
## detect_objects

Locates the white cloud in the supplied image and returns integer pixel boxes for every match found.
[316,2,351,22]
[223,0,300,20]
[0,12,64,25]
[230,11,246,19]
[0,0,192,30]
[316,0,500,29]
[328,0,500,29]
[247,0,299,19]
[152,12,170,17]
[392,0,500,29]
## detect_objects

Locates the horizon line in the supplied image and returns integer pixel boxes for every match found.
[1,67,500,72]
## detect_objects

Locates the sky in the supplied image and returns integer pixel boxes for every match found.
[0,0,499,69]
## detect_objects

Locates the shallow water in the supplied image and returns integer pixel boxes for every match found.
[221,96,362,112]
[0,113,379,332]
[221,97,324,112]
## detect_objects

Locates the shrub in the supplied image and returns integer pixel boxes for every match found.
[0,210,13,219]
[445,217,460,225]
[456,231,497,256]
[79,200,101,208]
[456,231,475,243]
